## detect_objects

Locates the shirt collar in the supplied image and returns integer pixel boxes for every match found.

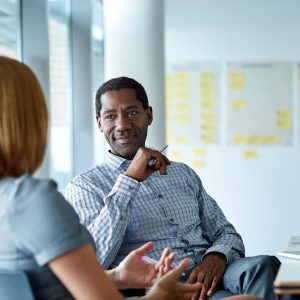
[105,151,132,171]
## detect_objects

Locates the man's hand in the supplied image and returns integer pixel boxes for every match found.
[124,147,170,181]
[187,252,226,300]
[113,241,176,289]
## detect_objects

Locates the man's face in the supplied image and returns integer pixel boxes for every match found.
[97,88,153,160]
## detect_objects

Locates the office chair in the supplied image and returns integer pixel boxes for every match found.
[0,270,34,300]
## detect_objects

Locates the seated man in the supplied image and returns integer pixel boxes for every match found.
[65,76,280,300]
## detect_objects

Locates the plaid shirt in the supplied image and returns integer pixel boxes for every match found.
[65,151,245,268]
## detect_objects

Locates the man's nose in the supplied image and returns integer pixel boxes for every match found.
[115,115,130,131]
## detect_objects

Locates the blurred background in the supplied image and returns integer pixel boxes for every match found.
[1,0,299,257]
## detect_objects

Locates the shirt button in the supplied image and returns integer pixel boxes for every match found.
[158,194,163,198]
[169,218,174,222]
[129,186,133,190]
[184,249,188,253]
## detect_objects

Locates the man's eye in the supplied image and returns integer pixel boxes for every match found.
[104,114,115,120]
[128,111,138,117]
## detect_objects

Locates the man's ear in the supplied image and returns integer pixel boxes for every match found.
[146,106,153,125]
[96,115,103,132]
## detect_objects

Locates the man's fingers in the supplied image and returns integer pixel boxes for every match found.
[199,276,214,300]
[207,276,219,296]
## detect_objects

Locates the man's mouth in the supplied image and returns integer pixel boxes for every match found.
[114,135,136,144]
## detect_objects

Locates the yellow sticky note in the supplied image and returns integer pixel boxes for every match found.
[263,135,281,144]
[199,71,215,82]
[248,135,263,144]
[176,103,190,113]
[276,109,291,129]
[200,87,215,102]
[244,150,258,159]
[177,115,191,124]
[231,99,247,109]
[201,113,217,122]
[166,74,175,82]
[193,148,207,156]
[174,136,189,144]
[201,134,217,144]
[169,150,184,160]
[201,123,217,132]
[234,135,249,144]
[175,90,190,100]
[175,72,190,81]
[200,101,216,110]
[192,160,207,169]
[230,72,246,90]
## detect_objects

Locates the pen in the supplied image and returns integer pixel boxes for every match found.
[141,255,186,276]
[148,145,168,166]
[159,145,168,154]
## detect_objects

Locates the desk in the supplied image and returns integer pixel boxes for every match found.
[274,257,300,300]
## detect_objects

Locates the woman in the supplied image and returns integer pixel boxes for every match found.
[0,56,200,299]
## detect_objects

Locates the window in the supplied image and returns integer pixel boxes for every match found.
[48,0,72,190]
[0,0,20,59]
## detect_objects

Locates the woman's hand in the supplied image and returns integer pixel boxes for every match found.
[144,258,201,300]
[112,241,176,289]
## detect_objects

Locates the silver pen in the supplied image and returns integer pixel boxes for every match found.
[148,145,168,165]
[159,144,168,154]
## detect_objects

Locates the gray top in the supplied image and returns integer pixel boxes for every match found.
[0,174,94,299]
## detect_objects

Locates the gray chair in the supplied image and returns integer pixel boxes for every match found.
[0,270,34,300]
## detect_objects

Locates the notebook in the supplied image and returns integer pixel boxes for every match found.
[277,251,300,260]
[274,236,300,295]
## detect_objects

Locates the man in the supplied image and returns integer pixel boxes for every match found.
[65,76,280,300]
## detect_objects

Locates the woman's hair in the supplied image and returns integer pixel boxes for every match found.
[0,56,48,178]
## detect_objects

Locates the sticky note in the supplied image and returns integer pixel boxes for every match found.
[201,134,217,144]
[201,113,217,122]
[177,115,191,124]
[244,150,258,159]
[276,109,291,129]
[169,150,184,160]
[263,135,280,144]
[174,136,189,144]
[200,88,216,102]
[231,99,247,109]
[234,135,248,144]
[201,123,217,132]
[193,148,207,156]
[230,72,246,90]
[199,71,215,82]
[176,103,190,113]
[174,72,190,81]
[200,100,216,110]
[192,160,207,169]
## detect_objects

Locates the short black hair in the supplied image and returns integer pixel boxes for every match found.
[95,76,149,116]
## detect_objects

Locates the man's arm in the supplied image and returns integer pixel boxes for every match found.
[198,182,245,263]
[65,174,139,268]
[187,167,245,300]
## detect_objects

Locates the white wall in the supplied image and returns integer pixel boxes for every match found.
[165,0,300,256]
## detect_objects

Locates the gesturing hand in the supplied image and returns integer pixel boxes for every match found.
[187,252,226,300]
[145,258,201,300]
[124,147,170,182]
[115,241,176,289]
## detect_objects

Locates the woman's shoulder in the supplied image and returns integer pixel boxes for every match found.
[11,175,65,213]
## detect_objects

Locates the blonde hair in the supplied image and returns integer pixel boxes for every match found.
[0,56,48,178]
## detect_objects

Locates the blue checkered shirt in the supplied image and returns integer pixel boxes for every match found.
[65,151,245,269]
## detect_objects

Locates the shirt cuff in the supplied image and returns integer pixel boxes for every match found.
[111,174,140,195]
[202,245,234,265]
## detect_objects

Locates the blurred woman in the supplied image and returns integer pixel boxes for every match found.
[0,56,200,300]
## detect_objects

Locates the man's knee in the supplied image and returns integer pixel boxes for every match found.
[254,255,281,274]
